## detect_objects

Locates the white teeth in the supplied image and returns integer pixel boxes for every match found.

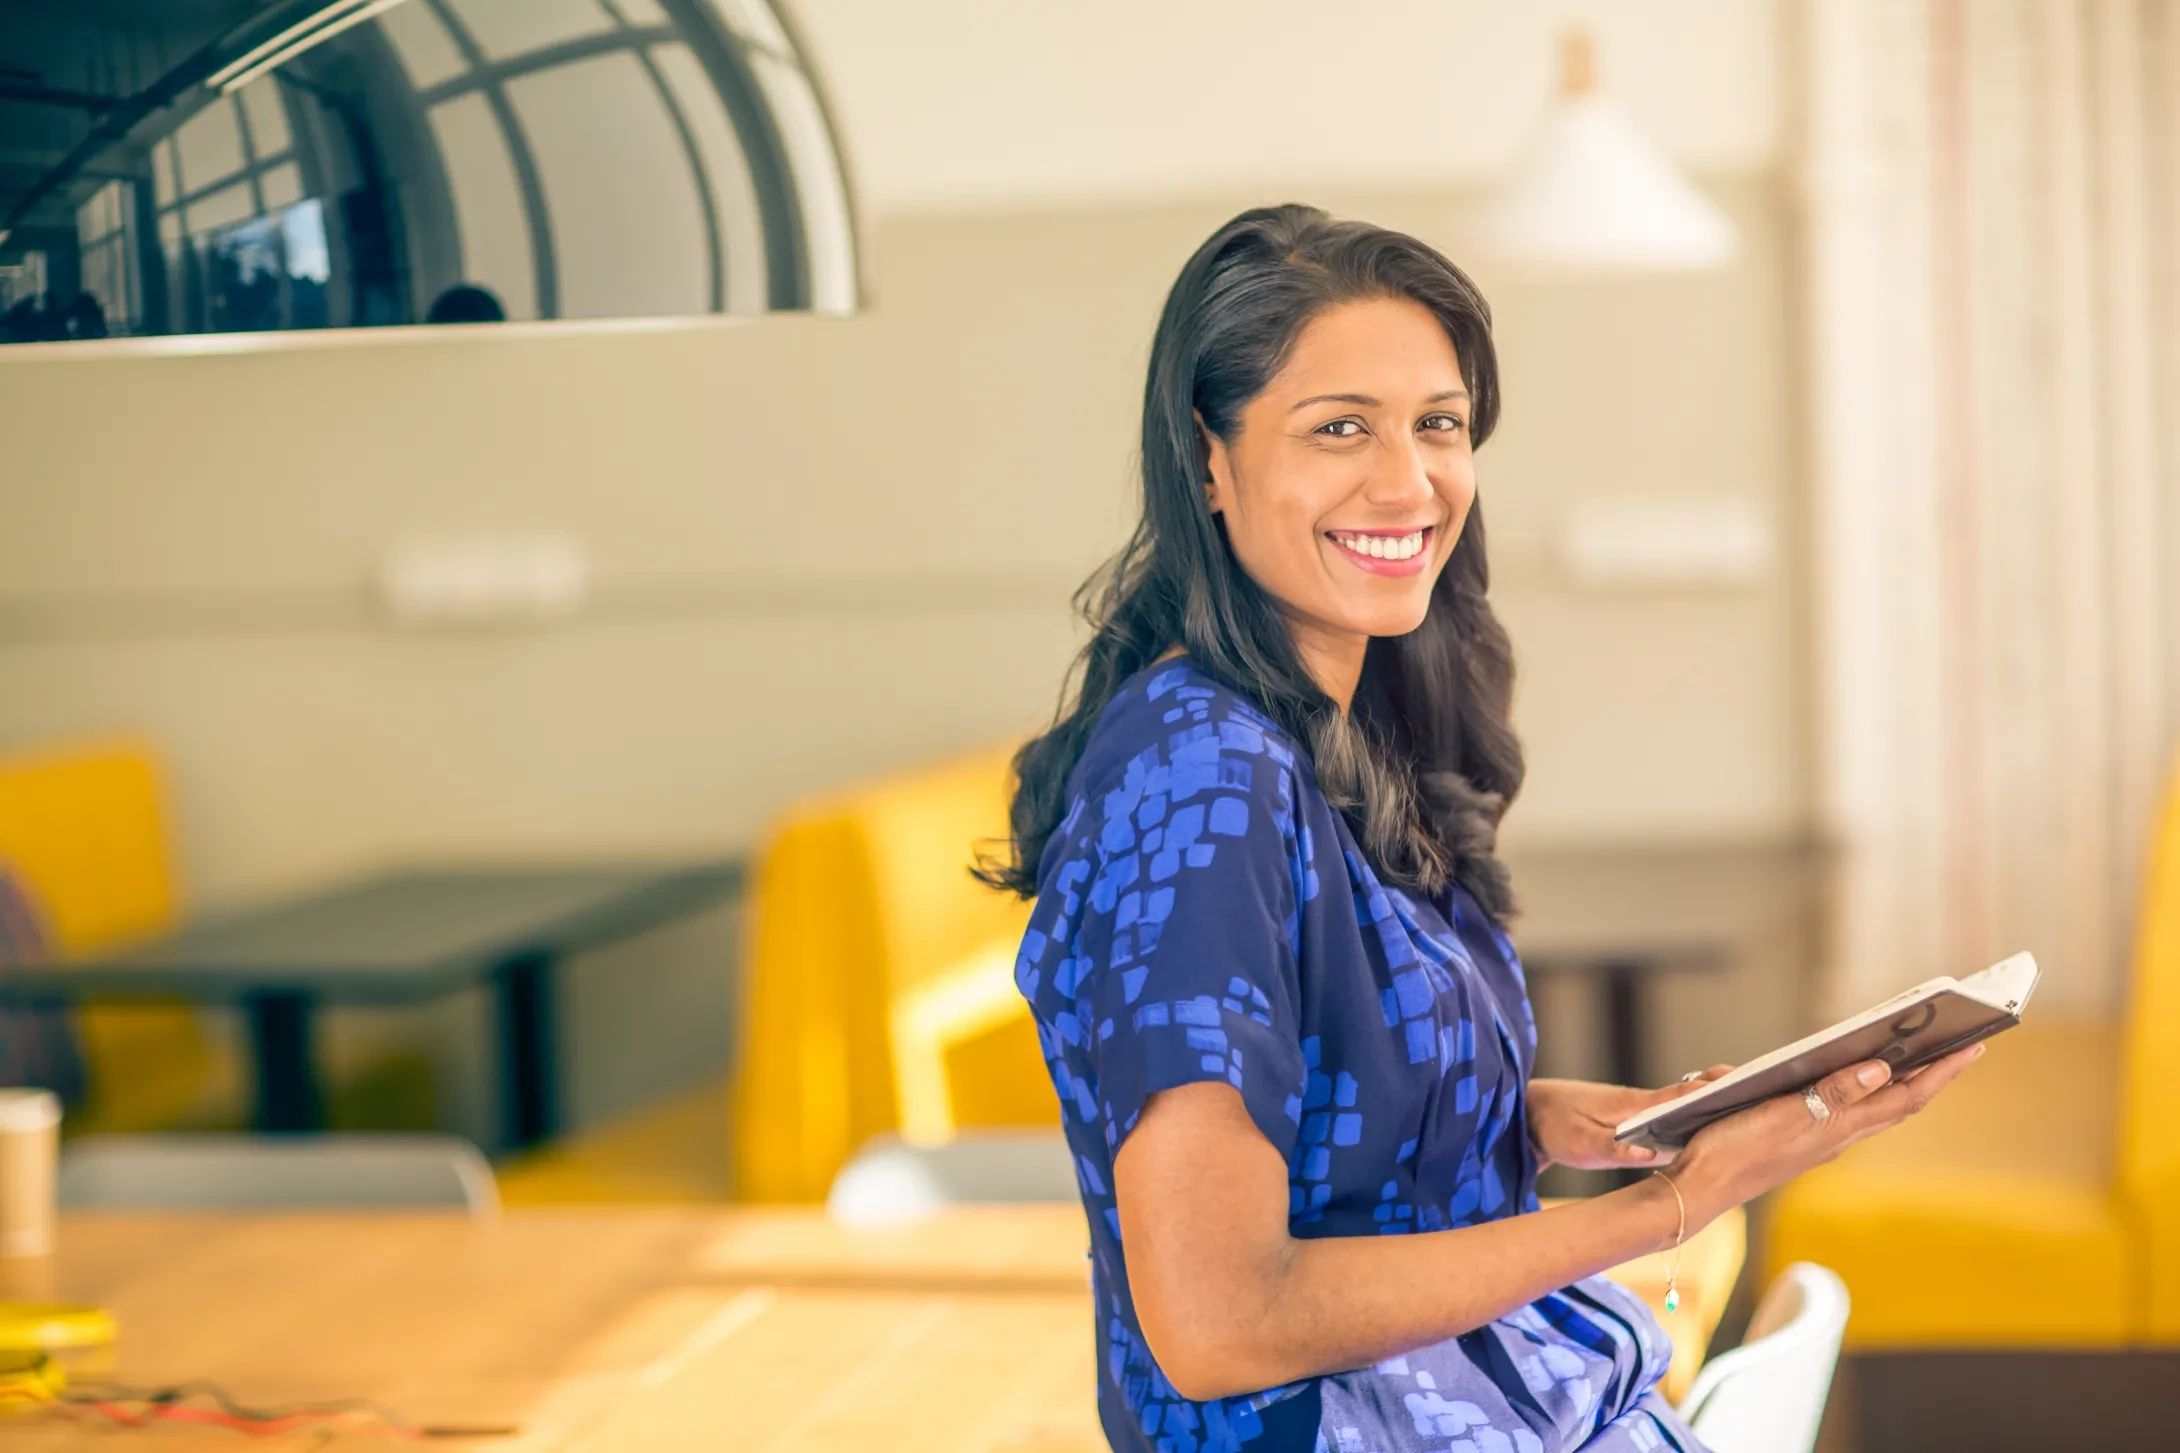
[1333,530,1425,562]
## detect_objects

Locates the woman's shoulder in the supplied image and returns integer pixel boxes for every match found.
[1069,654,1310,819]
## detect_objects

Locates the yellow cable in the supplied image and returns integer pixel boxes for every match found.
[0,1349,65,1413]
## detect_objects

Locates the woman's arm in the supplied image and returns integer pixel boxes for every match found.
[1116,1044,1983,1400]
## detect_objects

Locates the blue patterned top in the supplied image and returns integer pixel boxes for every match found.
[1016,657,1704,1453]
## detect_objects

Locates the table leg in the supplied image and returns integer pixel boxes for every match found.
[1602,959,1646,1089]
[492,950,560,1152]
[1599,961,1651,1190]
[244,989,325,1133]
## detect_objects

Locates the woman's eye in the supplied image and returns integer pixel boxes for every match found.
[1421,413,1467,434]
[1316,419,1365,438]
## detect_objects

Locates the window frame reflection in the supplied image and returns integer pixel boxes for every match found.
[1,0,860,348]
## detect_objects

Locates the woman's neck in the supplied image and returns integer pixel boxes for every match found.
[1285,616,1368,714]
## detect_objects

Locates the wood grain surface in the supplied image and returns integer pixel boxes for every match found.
[1,1202,1741,1449]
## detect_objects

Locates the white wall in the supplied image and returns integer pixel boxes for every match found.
[792,0,1783,214]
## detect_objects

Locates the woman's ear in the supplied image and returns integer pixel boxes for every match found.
[1195,412,1231,516]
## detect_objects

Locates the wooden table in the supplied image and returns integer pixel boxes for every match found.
[8,863,743,1148]
[4,1203,1742,1449]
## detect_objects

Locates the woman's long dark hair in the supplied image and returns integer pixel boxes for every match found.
[977,204,1524,919]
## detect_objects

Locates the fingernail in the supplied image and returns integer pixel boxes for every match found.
[1971,1043,1987,1060]
[1626,1145,1656,1161]
[1857,1063,1889,1088]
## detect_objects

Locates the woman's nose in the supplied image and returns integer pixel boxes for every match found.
[1366,439,1436,509]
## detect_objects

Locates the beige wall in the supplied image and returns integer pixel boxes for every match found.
[0,180,1802,908]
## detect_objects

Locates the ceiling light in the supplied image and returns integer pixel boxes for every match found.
[209,0,417,95]
[1462,30,1738,278]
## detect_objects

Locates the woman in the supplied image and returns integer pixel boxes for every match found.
[980,205,1980,1453]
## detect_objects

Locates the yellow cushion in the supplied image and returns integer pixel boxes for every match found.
[1766,1020,2131,1347]
[856,753,1040,998]
[1771,1167,2129,1348]
[732,745,1047,1202]
[0,739,177,951]
[2118,760,2180,1336]
[890,930,1055,1145]
[733,808,895,1203]
[500,1077,733,1204]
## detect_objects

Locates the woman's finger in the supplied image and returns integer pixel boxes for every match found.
[1566,1108,1655,1164]
[1809,1058,1893,1122]
[1657,1065,1736,1102]
[1842,1042,1984,1137]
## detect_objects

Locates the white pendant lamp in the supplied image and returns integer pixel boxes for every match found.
[1463,30,1737,277]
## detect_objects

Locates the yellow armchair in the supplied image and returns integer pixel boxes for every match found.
[0,740,225,1132]
[731,746,1054,1202]
[1767,761,2180,1348]
[2118,761,2180,1339]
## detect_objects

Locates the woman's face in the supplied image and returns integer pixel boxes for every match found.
[1203,295,1476,693]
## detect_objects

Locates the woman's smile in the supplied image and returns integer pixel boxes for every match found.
[1325,524,1437,575]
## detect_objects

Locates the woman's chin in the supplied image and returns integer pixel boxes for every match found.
[1339,600,1434,641]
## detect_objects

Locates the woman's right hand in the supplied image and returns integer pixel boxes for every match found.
[1669,1042,1987,1228]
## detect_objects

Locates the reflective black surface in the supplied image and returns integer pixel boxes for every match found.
[0,0,858,344]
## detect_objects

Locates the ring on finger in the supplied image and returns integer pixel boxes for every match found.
[1802,1085,1831,1125]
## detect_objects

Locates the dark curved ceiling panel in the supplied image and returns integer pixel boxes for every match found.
[0,0,859,344]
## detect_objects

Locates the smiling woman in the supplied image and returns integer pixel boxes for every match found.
[979,206,1521,918]
[977,205,1980,1453]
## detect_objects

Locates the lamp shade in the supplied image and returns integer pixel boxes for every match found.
[1463,34,1738,277]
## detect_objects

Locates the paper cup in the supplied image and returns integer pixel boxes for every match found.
[0,1088,61,1258]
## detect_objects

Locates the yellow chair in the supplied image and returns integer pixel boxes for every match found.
[731,745,1053,1202]
[1766,761,2180,1348]
[0,740,225,1132]
[2119,761,2180,1339]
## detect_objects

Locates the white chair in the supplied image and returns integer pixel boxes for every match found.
[1676,1262,1850,1453]
[59,1134,499,1215]
[826,1130,1078,1226]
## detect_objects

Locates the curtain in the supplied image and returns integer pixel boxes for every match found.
[1799,0,2180,1014]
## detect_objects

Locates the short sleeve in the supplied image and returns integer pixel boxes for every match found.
[1020,687,1312,1164]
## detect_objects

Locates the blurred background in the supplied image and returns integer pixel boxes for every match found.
[1,2,2176,1450]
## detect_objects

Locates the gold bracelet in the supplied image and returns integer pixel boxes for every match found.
[1649,1169,1686,1314]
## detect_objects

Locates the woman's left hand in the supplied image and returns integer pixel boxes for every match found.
[1525,1068,1733,1170]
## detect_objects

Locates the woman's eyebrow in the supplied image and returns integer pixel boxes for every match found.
[1288,388,1471,413]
